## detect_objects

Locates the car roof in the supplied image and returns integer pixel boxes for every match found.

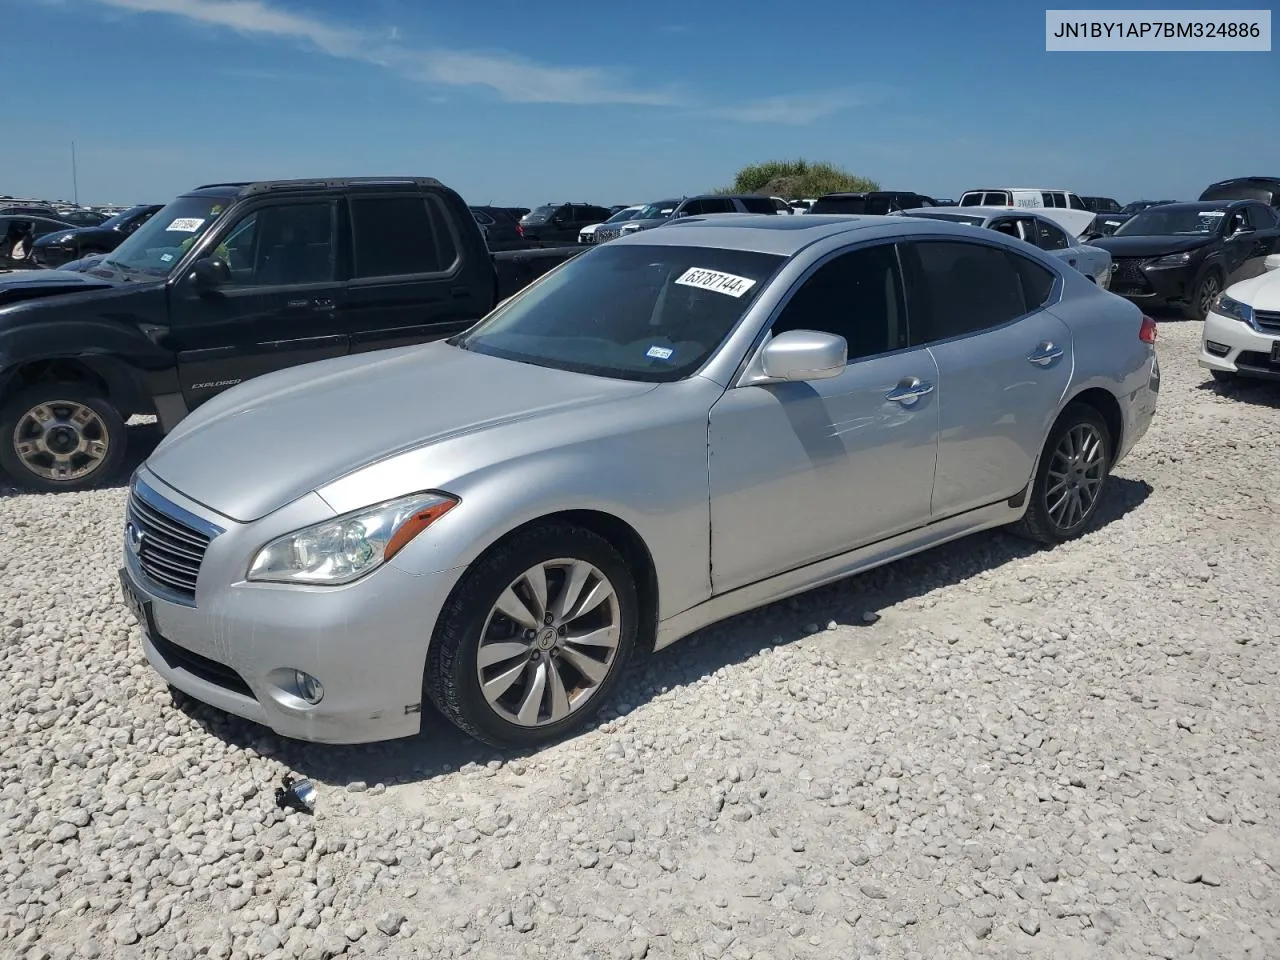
[962,187,1073,193]
[610,213,986,256]
[183,177,449,202]
[1154,199,1247,211]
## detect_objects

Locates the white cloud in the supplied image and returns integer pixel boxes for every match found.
[84,0,863,119]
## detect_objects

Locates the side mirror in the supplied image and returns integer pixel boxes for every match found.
[189,256,230,292]
[1264,253,1280,272]
[760,330,847,382]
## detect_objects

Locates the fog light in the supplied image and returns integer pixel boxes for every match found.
[294,670,324,704]
[1205,341,1230,357]
[274,776,317,814]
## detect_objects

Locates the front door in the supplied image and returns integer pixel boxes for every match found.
[708,242,940,593]
[343,193,492,354]
[900,238,1073,518]
[167,199,349,410]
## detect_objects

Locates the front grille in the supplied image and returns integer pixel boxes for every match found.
[1255,309,1280,333]
[150,630,253,698]
[1110,258,1150,292]
[595,228,620,243]
[1236,350,1280,373]
[127,488,211,600]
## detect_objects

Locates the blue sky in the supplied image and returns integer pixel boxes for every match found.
[6,0,1278,207]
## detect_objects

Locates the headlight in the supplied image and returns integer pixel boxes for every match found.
[247,492,459,585]
[621,223,641,234]
[1150,251,1192,267]
[1213,292,1254,325]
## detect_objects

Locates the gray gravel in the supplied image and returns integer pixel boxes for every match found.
[3,319,1280,959]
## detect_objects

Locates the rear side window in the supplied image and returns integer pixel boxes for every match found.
[1249,203,1278,227]
[812,196,868,215]
[1010,252,1056,309]
[1033,219,1069,250]
[903,240,1041,344]
[698,197,736,214]
[739,196,776,214]
[350,196,454,279]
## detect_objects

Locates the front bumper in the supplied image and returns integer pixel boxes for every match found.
[1108,258,1196,305]
[1199,309,1280,381]
[120,469,465,744]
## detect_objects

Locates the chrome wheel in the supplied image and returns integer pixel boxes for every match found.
[475,559,621,727]
[12,400,111,482]
[1198,275,1220,316]
[1045,423,1105,530]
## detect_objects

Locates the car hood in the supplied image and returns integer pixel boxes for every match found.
[1227,269,1280,311]
[0,268,119,306]
[1092,235,1214,258]
[145,342,658,523]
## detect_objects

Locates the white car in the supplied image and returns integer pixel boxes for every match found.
[1199,253,1280,383]
[958,187,1095,237]
[900,207,1114,287]
[580,205,643,244]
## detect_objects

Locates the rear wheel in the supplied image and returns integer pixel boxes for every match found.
[424,523,638,748]
[0,385,126,493]
[1184,271,1221,322]
[1011,402,1112,545]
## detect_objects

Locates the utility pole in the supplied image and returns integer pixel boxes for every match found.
[71,141,79,205]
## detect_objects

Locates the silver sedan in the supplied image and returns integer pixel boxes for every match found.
[120,214,1160,747]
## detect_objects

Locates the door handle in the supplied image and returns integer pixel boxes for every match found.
[1068,258,1077,266]
[1027,342,1065,366]
[311,298,335,310]
[885,377,935,405]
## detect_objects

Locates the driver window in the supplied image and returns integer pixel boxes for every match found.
[770,244,907,363]
[219,203,334,287]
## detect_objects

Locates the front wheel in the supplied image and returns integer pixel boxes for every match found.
[1184,272,1221,322]
[424,523,638,748]
[0,385,126,493]
[1011,402,1113,546]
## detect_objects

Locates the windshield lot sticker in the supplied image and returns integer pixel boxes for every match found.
[167,217,206,232]
[159,253,174,263]
[676,267,757,298]
[646,345,674,360]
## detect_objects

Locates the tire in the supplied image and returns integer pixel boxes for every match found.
[424,523,639,748]
[0,385,127,493]
[1183,271,1222,322]
[1010,401,1113,546]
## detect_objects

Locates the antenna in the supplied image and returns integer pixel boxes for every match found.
[71,141,79,206]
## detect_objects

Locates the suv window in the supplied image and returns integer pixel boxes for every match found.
[699,197,736,215]
[811,196,868,215]
[1250,202,1279,227]
[351,195,451,278]
[904,240,1040,344]
[770,243,908,361]
[1033,219,1069,250]
[222,202,335,286]
[739,196,777,214]
[1068,194,1087,210]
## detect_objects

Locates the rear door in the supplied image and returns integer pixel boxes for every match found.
[344,191,492,354]
[168,199,350,409]
[900,238,1072,518]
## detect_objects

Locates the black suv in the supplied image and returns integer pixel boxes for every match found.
[518,203,612,242]
[809,191,938,215]
[0,177,582,492]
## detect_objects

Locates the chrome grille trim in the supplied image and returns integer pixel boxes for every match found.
[126,476,223,605]
[1254,309,1280,332]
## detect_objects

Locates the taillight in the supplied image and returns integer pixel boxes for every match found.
[1139,315,1158,344]
[516,223,524,237]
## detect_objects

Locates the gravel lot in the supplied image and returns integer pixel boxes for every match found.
[2,318,1279,960]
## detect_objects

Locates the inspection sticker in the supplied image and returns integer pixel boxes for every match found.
[167,217,206,233]
[645,345,674,360]
[675,267,757,298]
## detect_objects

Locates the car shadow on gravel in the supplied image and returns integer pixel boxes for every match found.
[1199,376,1280,408]
[169,475,1153,791]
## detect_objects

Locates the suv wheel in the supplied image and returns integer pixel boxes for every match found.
[1011,402,1112,545]
[1184,271,1222,322]
[425,523,638,748]
[0,385,126,493]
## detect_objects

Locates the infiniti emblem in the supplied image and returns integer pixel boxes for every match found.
[126,521,145,554]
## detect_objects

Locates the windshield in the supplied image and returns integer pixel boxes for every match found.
[604,207,642,224]
[102,205,153,231]
[453,243,785,382]
[103,196,230,276]
[636,201,678,220]
[1114,207,1227,237]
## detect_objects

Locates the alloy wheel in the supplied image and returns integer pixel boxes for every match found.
[1045,422,1106,531]
[475,559,621,727]
[12,400,111,482]
[1199,275,1220,316]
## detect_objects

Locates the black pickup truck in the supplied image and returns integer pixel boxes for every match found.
[0,177,583,492]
